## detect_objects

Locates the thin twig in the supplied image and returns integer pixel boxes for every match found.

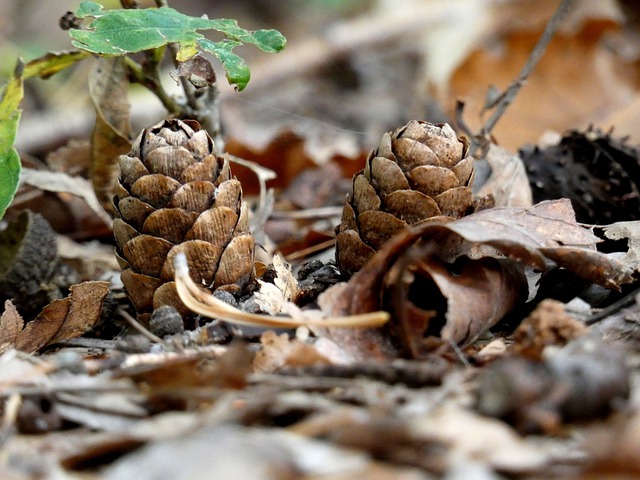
[153,0,200,111]
[124,56,180,114]
[117,307,165,344]
[472,0,576,155]
[585,287,640,326]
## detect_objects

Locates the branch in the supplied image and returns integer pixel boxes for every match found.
[472,0,577,155]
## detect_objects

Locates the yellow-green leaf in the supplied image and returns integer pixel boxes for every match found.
[0,61,24,220]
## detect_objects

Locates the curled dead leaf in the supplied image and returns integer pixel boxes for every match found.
[331,199,636,357]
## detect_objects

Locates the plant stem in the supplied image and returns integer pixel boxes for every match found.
[152,0,223,147]
[154,0,200,111]
[472,0,576,155]
[123,56,180,115]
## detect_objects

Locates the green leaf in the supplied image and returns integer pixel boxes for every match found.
[69,1,286,90]
[197,39,248,91]
[0,62,24,220]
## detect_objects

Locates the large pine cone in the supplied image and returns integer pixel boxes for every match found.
[113,119,255,324]
[336,121,474,273]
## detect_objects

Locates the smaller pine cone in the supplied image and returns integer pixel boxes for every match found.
[336,121,474,273]
[113,119,255,323]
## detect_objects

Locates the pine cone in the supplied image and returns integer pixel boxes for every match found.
[336,121,474,273]
[113,119,254,324]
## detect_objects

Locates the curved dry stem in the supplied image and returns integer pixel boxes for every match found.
[174,253,390,328]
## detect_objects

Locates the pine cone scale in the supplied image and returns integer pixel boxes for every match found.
[408,166,459,196]
[384,190,440,224]
[368,157,409,194]
[142,209,198,244]
[131,174,181,207]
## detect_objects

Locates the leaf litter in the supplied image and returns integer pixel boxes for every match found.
[5,1,640,479]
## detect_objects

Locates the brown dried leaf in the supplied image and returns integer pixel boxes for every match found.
[253,331,331,373]
[476,144,532,208]
[89,57,132,215]
[448,17,632,151]
[171,53,216,89]
[0,300,23,351]
[332,199,635,355]
[14,281,110,353]
[20,168,112,228]
[389,256,526,355]
[601,220,640,268]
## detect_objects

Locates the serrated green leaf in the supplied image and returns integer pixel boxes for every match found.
[70,2,285,89]
[0,63,24,220]
[24,50,91,80]
[197,39,248,91]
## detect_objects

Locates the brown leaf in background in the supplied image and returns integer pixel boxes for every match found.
[448,16,635,150]
[20,168,112,228]
[13,281,110,353]
[89,57,132,215]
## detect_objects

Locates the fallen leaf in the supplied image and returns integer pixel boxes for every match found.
[20,168,112,228]
[0,300,23,351]
[331,199,636,355]
[253,330,331,373]
[448,15,632,150]
[476,144,532,207]
[89,57,132,216]
[601,220,640,267]
[14,281,110,353]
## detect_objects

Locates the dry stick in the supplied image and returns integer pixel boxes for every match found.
[472,0,576,155]
[117,307,165,344]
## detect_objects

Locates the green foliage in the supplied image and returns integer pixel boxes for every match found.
[69,1,286,90]
[0,62,24,220]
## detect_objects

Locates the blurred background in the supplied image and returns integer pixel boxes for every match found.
[3,0,640,159]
